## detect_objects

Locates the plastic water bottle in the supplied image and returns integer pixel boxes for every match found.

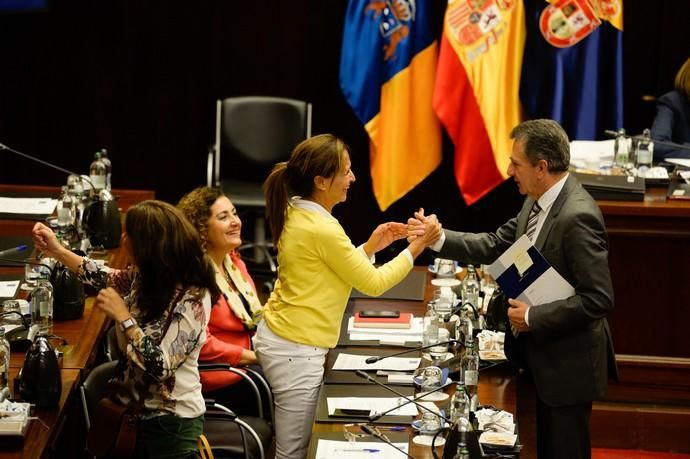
[613,128,630,169]
[635,128,654,172]
[449,381,470,429]
[31,278,53,332]
[99,148,112,190]
[0,327,10,397]
[423,302,440,359]
[453,443,471,459]
[462,340,480,411]
[89,152,107,191]
[57,185,75,227]
[461,265,480,311]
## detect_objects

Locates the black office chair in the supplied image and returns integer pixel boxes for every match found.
[207,96,312,277]
[80,361,273,459]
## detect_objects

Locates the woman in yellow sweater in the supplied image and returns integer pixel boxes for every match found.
[256,133,441,458]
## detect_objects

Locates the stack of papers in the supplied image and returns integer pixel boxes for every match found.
[0,280,20,299]
[0,197,57,215]
[332,353,420,372]
[347,316,423,345]
[326,397,418,417]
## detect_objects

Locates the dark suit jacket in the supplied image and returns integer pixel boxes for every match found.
[438,175,617,407]
[651,90,690,160]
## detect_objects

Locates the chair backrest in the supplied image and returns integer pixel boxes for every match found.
[212,96,312,186]
[80,360,119,430]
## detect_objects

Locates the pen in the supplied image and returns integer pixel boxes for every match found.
[377,425,406,431]
[336,449,381,453]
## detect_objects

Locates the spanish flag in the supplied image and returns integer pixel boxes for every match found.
[433,0,526,205]
[340,0,441,211]
[520,0,624,140]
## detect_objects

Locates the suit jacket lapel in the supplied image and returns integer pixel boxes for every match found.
[534,175,577,250]
[517,198,534,237]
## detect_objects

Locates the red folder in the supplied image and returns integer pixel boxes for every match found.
[353,312,413,329]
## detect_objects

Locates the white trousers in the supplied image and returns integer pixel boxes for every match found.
[254,321,327,459]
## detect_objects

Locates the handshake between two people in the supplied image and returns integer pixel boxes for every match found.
[362,208,442,259]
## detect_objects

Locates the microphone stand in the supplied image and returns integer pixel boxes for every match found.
[0,258,54,276]
[355,370,453,424]
[360,424,414,459]
[365,339,461,364]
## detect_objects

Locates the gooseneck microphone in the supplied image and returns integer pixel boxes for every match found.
[360,424,414,459]
[355,370,453,424]
[0,142,95,187]
[365,339,461,364]
[0,258,54,275]
[0,245,28,258]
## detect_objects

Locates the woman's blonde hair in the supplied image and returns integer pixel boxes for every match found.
[675,57,690,100]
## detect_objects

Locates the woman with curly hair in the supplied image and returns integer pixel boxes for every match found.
[177,186,267,418]
[32,200,219,458]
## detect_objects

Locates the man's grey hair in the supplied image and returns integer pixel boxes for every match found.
[510,119,570,173]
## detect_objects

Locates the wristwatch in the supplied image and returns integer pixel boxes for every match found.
[119,317,136,332]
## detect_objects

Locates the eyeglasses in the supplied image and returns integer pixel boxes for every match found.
[342,423,390,444]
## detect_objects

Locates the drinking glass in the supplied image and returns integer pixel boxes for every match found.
[414,365,443,393]
[418,411,442,435]
[436,259,456,278]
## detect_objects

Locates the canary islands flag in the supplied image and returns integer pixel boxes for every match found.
[340,0,441,211]
[520,0,624,140]
[433,0,526,205]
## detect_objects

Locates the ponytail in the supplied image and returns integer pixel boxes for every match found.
[263,162,289,246]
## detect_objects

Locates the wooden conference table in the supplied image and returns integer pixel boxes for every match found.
[307,271,519,459]
[0,184,154,458]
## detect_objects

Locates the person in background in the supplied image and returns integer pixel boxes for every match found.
[177,186,269,418]
[256,133,441,459]
[32,201,219,459]
[651,57,690,159]
[410,120,617,459]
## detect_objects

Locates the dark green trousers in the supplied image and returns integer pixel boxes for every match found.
[135,414,204,459]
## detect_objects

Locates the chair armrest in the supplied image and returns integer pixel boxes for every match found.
[199,363,264,419]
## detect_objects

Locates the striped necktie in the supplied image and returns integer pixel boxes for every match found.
[525,201,542,241]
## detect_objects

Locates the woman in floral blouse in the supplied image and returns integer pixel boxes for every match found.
[177,187,267,417]
[32,200,220,459]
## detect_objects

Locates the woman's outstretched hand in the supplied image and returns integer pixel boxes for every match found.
[363,222,408,257]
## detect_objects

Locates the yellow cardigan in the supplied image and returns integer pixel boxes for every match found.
[263,202,412,348]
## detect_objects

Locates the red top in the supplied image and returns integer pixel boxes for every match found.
[199,254,258,392]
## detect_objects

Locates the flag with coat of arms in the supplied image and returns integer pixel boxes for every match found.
[433,0,526,206]
[339,0,441,211]
[520,0,624,140]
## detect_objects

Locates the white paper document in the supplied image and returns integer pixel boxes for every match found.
[326,397,418,417]
[0,280,20,298]
[332,353,420,372]
[0,197,57,215]
[486,235,574,307]
[315,439,409,459]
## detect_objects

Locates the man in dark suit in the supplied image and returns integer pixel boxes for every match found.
[411,119,617,458]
